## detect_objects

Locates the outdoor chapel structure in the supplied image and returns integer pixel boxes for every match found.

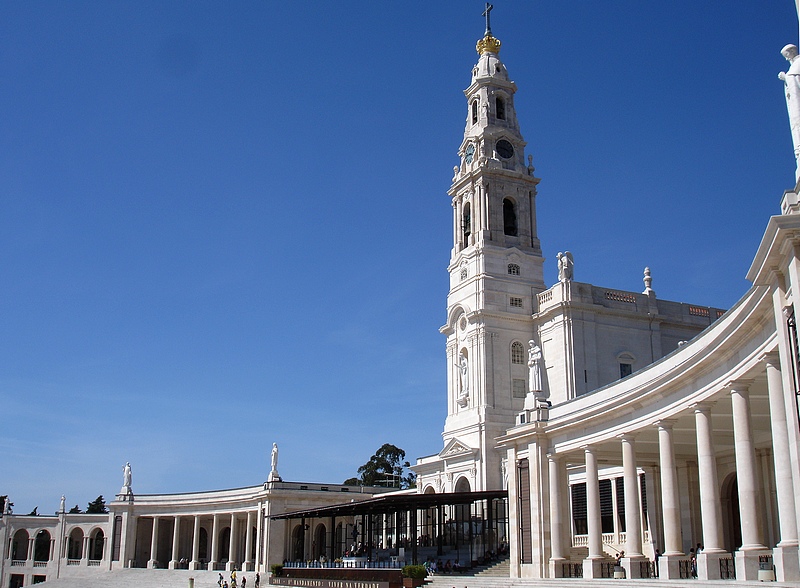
[7,5,800,588]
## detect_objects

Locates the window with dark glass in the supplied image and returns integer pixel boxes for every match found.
[503,199,517,236]
[471,100,479,125]
[496,97,506,120]
[462,203,471,243]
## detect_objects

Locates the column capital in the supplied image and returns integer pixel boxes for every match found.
[760,351,781,366]
[617,432,638,442]
[653,419,677,431]
[691,401,714,414]
[581,445,595,455]
[724,379,753,394]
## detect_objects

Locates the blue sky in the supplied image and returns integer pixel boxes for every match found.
[1,1,797,514]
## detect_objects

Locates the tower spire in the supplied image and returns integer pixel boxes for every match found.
[477,3,501,55]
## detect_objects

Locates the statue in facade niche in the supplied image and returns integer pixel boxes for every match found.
[456,353,470,407]
[122,462,132,488]
[780,44,800,176]
[557,251,574,282]
[528,341,543,393]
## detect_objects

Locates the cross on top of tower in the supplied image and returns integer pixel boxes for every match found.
[476,3,501,55]
[483,3,493,36]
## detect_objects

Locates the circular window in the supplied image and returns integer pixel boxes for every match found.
[496,139,514,159]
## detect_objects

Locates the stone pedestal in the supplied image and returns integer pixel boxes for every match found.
[548,557,566,578]
[735,549,773,581]
[774,544,800,581]
[581,558,604,579]
[658,554,686,579]
[621,556,645,579]
[697,551,730,580]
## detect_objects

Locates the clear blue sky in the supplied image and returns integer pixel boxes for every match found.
[1,1,796,514]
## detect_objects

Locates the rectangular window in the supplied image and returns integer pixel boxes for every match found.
[510,297,523,308]
[571,483,587,535]
[620,363,633,378]
[512,379,526,398]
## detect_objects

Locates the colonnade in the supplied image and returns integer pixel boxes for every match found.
[133,510,260,572]
[543,357,800,581]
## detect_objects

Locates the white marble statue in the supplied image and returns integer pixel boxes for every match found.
[780,44,800,177]
[268,443,282,482]
[60,495,66,513]
[123,462,132,488]
[557,251,574,282]
[457,354,470,394]
[528,341,543,393]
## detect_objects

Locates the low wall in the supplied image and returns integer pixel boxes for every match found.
[270,568,403,588]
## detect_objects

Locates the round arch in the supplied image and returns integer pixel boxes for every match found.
[313,523,326,559]
[90,528,105,561]
[34,530,51,562]
[68,527,84,559]
[11,529,29,561]
[290,524,304,562]
[721,472,742,554]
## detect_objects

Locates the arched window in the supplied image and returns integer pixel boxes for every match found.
[503,199,517,236]
[471,100,479,125]
[511,342,524,364]
[507,263,520,276]
[462,202,472,243]
[496,96,506,120]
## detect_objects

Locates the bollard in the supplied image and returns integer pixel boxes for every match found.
[189,577,195,588]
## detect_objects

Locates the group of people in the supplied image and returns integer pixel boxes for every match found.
[217,570,259,588]
[422,557,462,574]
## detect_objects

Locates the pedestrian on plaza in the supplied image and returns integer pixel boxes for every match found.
[255,573,260,588]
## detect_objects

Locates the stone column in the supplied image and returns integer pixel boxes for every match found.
[81,536,90,563]
[169,516,180,569]
[548,453,566,578]
[209,514,220,571]
[730,382,770,579]
[694,403,727,580]
[764,354,800,580]
[190,516,201,571]
[583,447,604,579]
[656,421,684,579]
[27,538,34,562]
[244,511,254,571]
[227,514,238,571]
[148,517,159,569]
[620,435,644,578]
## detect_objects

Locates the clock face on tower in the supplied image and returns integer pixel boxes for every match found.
[496,139,514,159]
[465,143,475,164]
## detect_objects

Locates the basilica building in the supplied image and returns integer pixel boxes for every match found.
[4,5,800,587]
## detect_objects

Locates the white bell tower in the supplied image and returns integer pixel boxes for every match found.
[418,6,547,493]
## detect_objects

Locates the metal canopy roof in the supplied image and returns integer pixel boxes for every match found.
[270,490,508,520]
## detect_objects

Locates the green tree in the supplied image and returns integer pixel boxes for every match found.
[68,505,82,514]
[344,444,416,489]
[86,496,108,514]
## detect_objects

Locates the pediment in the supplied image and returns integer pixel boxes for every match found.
[438,438,477,459]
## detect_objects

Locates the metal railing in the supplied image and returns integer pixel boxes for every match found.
[719,557,736,580]
[561,562,583,578]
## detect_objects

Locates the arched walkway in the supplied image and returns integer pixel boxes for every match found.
[722,473,742,555]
